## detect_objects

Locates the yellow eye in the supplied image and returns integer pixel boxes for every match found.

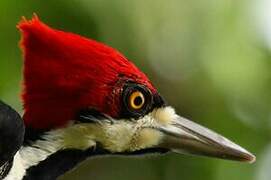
[129,91,145,110]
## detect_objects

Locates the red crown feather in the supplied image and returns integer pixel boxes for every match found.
[18,15,156,129]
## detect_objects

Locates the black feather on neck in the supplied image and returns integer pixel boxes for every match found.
[23,146,109,180]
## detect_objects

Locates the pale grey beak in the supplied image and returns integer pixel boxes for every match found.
[158,115,256,163]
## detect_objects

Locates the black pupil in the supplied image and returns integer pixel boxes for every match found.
[134,96,143,106]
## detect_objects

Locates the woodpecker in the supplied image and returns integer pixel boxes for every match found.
[1,15,255,180]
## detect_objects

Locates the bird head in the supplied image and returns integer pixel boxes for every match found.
[18,15,255,163]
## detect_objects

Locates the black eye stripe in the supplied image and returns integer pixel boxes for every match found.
[153,92,166,108]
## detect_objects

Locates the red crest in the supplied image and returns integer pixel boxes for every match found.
[18,15,156,129]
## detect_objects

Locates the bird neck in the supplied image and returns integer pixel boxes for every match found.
[4,126,108,180]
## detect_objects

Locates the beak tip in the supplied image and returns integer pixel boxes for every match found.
[246,153,256,164]
[236,145,256,163]
[225,143,256,163]
[236,147,256,163]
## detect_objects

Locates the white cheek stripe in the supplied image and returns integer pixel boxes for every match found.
[4,106,177,179]
[4,131,66,180]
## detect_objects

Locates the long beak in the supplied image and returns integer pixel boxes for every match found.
[157,115,256,163]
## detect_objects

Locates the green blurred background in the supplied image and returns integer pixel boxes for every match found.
[0,0,271,179]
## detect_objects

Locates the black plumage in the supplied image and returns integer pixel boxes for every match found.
[0,101,25,177]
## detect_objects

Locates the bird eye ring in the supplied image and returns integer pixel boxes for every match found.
[122,83,153,118]
[129,91,145,110]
